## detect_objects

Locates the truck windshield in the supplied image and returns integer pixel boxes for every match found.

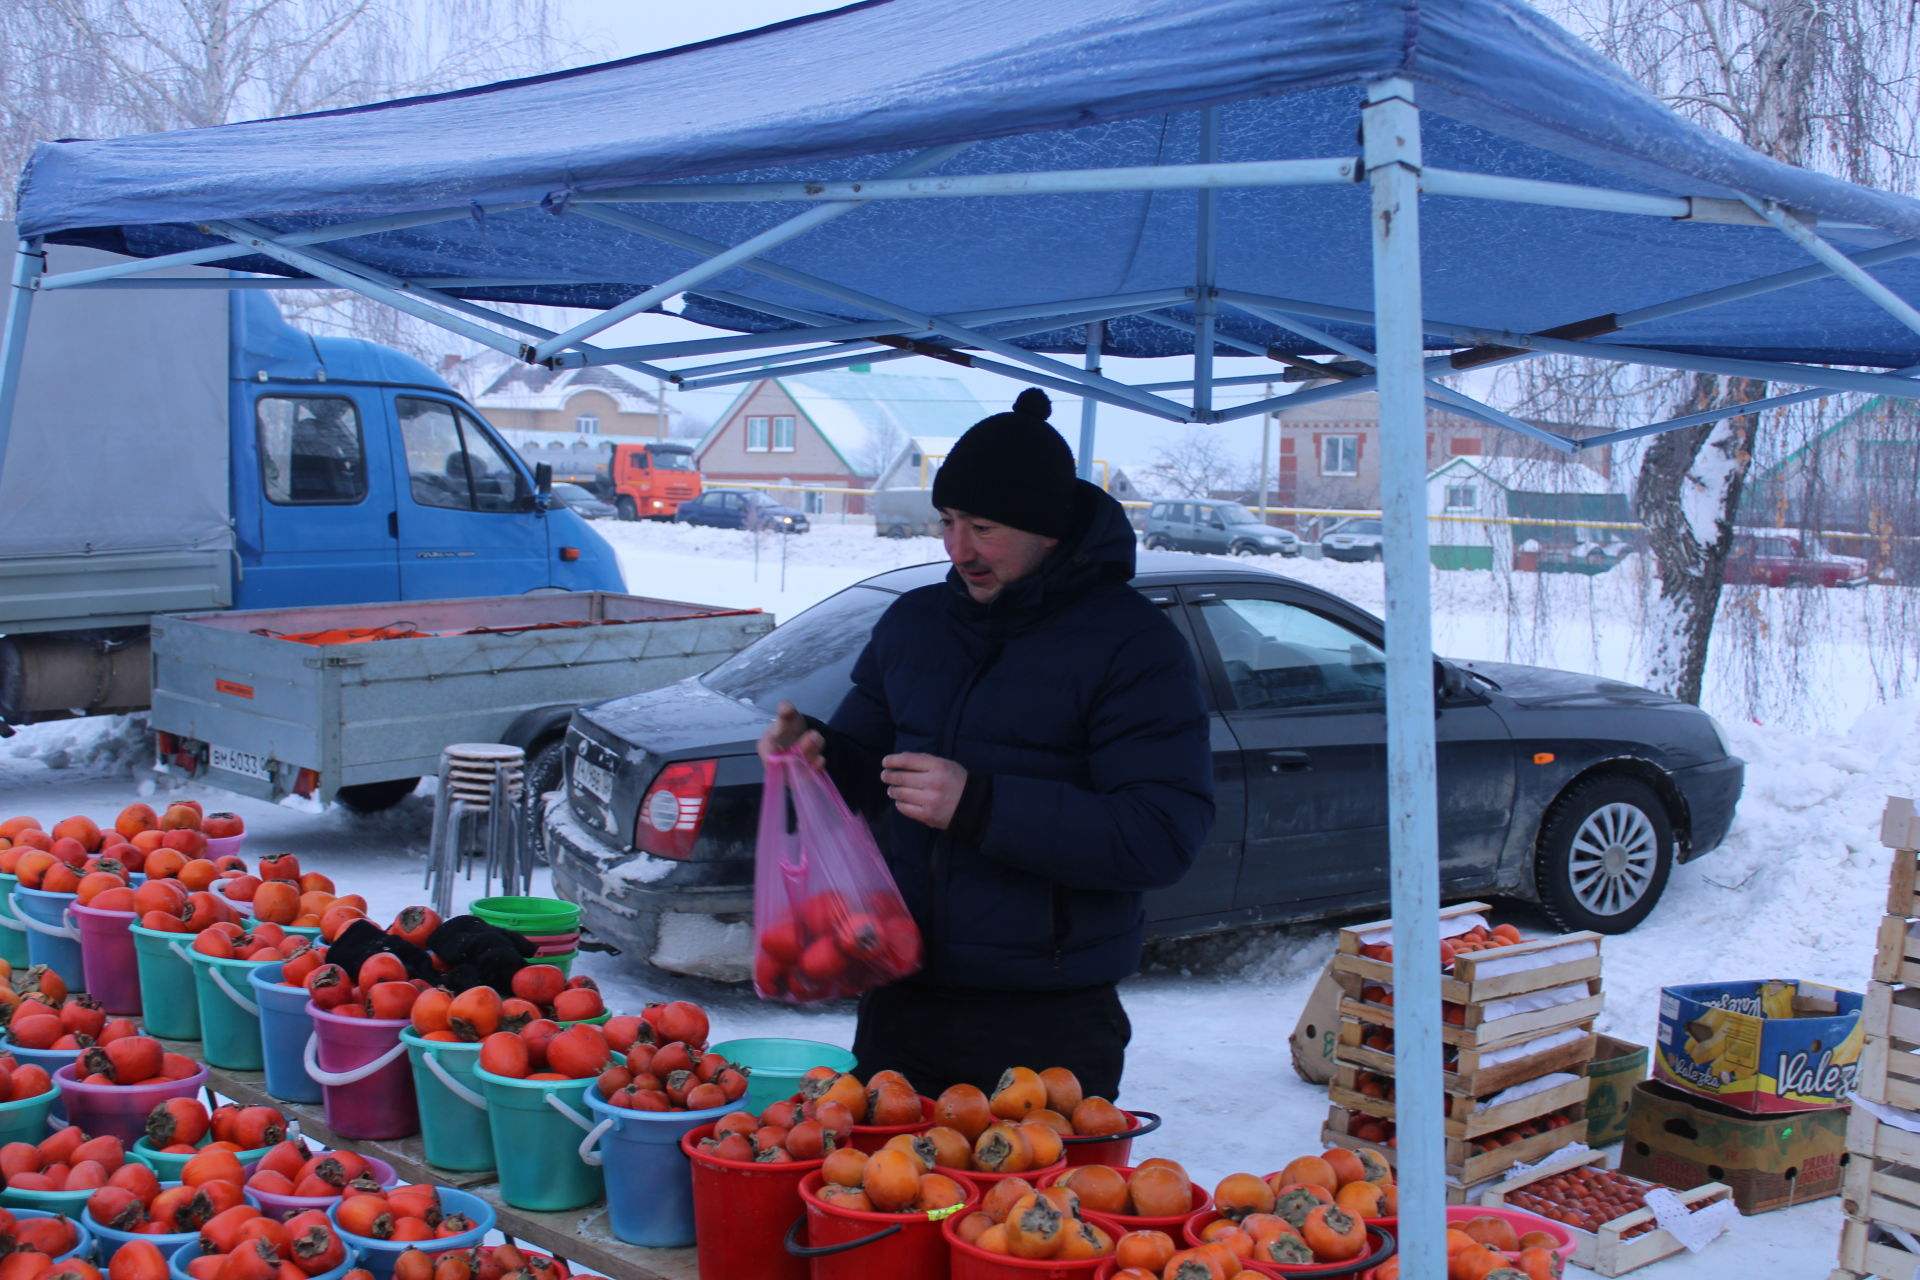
[653,452,695,471]
[701,585,896,714]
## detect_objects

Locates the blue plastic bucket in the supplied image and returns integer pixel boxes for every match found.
[329,1188,491,1280]
[169,1239,360,1280]
[709,1038,856,1115]
[0,873,29,969]
[12,1207,91,1264]
[82,1205,196,1262]
[13,887,84,992]
[580,1086,731,1247]
[249,962,320,1103]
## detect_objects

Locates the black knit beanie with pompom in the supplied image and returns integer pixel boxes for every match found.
[930,388,1076,538]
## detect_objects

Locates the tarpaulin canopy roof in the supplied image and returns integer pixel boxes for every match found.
[17,0,1920,370]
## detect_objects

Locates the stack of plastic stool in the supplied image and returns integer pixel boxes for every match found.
[425,744,529,916]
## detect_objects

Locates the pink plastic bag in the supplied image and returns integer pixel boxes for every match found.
[752,750,922,1003]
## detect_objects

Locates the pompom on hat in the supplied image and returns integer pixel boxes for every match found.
[930,388,1077,538]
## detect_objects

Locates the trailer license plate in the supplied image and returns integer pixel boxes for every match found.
[574,756,613,803]
[209,745,271,782]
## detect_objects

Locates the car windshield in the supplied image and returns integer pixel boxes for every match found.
[740,491,778,507]
[1341,520,1384,535]
[652,452,694,471]
[701,585,898,714]
[552,483,594,502]
[1217,503,1261,525]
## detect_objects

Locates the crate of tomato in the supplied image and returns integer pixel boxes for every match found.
[1480,1147,1732,1275]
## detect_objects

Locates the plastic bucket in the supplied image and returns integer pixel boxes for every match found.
[946,1210,1126,1280]
[683,1121,823,1280]
[0,1083,56,1146]
[203,834,245,861]
[470,1066,602,1211]
[400,1031,493,1172]
[303,1003,416,1141]
[244,1153,398,1221]
[170,1241,358,1280]
[1037,1166,1211,1233]
[1182,1212,1395,1277]
[54,1060,207,1146]
[130,924,201,1040]
[70,902,142,1015]
[250,963,321,1104]
[187,951,271,1071]
[12,1207,91,1264]
[131,1136,278,1183]
[849,1096,936,1154]
[82,1206,195,1262]
[329,1187,492,1280]
[788,1168,980,1280]
[524,949,577,976]
[468,897,578,934]
[2,1039,77,1127]
[0,1181,93,1217]
[0,873,30,969]
[1061,1110,1162,1168]
[709,1037,857,1115]
[577,1086,730,1247]
[13,887,85,992]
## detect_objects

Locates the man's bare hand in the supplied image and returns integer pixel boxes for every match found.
[881,752,967,829]
[758,700,825,767]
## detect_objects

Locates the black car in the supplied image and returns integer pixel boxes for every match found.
[547,555,1744,981]
[550,482,616,521]
[672,488,810,533]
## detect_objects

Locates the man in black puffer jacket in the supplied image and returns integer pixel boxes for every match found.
[760,389,1213,1099]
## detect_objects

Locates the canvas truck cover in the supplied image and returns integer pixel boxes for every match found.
[0,227,233,631]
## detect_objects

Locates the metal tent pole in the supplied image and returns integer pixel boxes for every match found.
[0,239,45,479]
[1078,321,1103,482]
[1364,76,1445,1280]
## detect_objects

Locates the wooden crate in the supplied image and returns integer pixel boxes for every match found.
[1331,901,1604,1004]
[1845,1105,1920,1238]
[1872,917,1920,988]
[1481,1148,1731,1276]
[1328,1062,1590,1140]
[1336,976,1604,1049]
[1886,798,1920,916]
[1321,1102,1588,1188]
[1333,1017,1597,1096]
[1835,1214,1920,1280]
[1859,983,1920,1112]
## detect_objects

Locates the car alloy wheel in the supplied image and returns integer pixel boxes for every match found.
[1233,543,1259,557]
[1534,775,1674,933]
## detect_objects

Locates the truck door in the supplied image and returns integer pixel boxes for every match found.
[240,389,401,607]
[389,396,551,599]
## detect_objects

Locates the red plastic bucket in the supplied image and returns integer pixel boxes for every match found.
[789,1169,981,1280]
[944,1209,1127,1280]
[69,904,140,1015]
[53,1061,206,1145]
[849,1096,935,1154]
[682,1121,824,1280]
[1182,1210,1396,1276]
[1061,1110,1160,1168]
[1037,1165,1211,1232]
[303,1001,417,1140]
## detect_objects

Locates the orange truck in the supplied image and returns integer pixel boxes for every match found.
[535,439,704,520]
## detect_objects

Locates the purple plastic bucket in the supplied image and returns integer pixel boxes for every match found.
[303,1001,418,1140]
[204,834,245,860]
[70,903,141,1015]
[54,1060,207,1145]
[243,1153,399,1220]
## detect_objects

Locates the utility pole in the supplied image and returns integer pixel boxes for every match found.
[656,377,668,440]
[1258,381,1274,523]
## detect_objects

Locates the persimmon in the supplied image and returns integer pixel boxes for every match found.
[1272,1184,1334,1230]
[1017,1120,1064,1169]
[1003,1192,1066,1259]
[980,1176,1035,1223]
[1127,1164,1192,1218]
[251,883,298,925]
[1461,1214,1520,1252]
[1353,1146,1394,1183]
[954,1211,994,1245]
[815,1184,872,1213]
[448,988,502,1042]
[821,1147,868,1188]
[972,1122,1033,1173]
[1113,1228,1176,1273]
[1278,1155,1338,1195]
[989,1067,1047,1120]
[1215,1172,1277,1223]
[1513,1246,1558,1280]
[974,1224,1012,1254]
[933,1084,995,1142]
[865,1082,922,1126]
[1070,1096,1129,1136]
[1448,1244,1509,1280]
[913,1173,968,1212]
[860,1149,920,1213]
[1058,1164,1128,1215]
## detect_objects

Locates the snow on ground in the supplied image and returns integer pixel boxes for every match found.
[5,518,1918,1278]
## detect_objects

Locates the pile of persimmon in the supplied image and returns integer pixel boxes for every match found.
[754,888,921,1003]
[1499,1164,1661,1236]
[301,950,434,1024]
[0,1126,129,1194]
[392,1242,566,1280]
[1,806,232,880]
[0,1049,56,1104]
[816,1144,970,1217]
[334,1186,478,1243]
[495,965,606,1025]
[188,923,313,967]
[1101,1233,1241,1280]
[1052,1160,1199,1219]
[694,1069,877,1163]
[595,1036,748,1111]
[169,1202,355,1279]
[790,1066,925,1129]
[70,1035,199,1087]
[1355,920,1524,969]
[1364,1217,1559,1280]
[0,1203,85,1270]
[477,1020,616,1084]
[913,1066,1126,1174]
[144,1099,293,1154]
[210,855,342,932]
[243,1145,386,1203]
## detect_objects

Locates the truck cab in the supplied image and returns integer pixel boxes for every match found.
[609,440,702,520]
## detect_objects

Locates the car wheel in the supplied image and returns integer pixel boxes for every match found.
[1534,775,1675,933]
[1785,575,1812,589]
[1232,542,1259,557]
[520,738,566,867]
[333,778,421,814]
[1144,534,1170,550]
[616,497,638,521]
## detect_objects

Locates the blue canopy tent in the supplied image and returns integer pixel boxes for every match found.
[9,0,1920,1269]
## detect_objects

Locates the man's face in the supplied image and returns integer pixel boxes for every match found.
[941,509,1059,603]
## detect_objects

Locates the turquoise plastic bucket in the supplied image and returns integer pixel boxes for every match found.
[0,1085,57,1147]
[0,1182,92,1216]
[579,1086,731,1247]
[129,924,200,1040]
[470,1066,602,1211]
[131,1135,277,1182]
[13,887,84,992]
[186,951,269,1070]
[400,1030,493,1173]
[249,962,320,1104]
[710,1037,856,1115]
[0,873,28,969]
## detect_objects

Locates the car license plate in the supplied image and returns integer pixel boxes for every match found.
[208,745,271,781]
[573,755,614,803]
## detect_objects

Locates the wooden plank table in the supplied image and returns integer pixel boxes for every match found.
[170,1041,701,1280]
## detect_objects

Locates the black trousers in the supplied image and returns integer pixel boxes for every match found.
[852,980,1132,1102]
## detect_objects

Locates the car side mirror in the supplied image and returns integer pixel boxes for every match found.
[529,462,553,512]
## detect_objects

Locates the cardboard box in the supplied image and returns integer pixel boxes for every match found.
[1653,979,1863,1113]
[1587,1033,1648,1146]
[1619,1079,1847,1214]
[1289,960,1342,1085]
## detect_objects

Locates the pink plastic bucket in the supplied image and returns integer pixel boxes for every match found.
[243,1153,399,1220]
[303,1001,417,1140]
[53,1061,207,1145]
[70,903,141,1015]
[204,834,246,860]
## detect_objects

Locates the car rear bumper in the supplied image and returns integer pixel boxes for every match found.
[1322,546,1377,561]
[1669,754,1745,862]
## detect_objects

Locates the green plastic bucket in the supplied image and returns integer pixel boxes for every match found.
[0,873,28,969]
[400,1030,494,1173]
[525,949,577,977]
[470,1066,602,1211]
[130,924,200,1040]
[0,1086,55,1147]
[186,950,269,1070]
[710,1038,857,1115]
[469,897,579,935]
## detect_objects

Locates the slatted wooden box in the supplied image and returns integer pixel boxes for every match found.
[1480,1148,1732,1277]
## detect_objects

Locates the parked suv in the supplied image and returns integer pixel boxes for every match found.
[1143,501,1300,556]
[1724,529,1868,588]
[1321,518,1385,562]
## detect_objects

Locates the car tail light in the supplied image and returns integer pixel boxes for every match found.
[634,759,717,859]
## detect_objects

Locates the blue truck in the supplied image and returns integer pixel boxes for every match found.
[0,237,766,815]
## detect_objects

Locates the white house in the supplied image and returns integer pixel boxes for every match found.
[1427,456,1634,572]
